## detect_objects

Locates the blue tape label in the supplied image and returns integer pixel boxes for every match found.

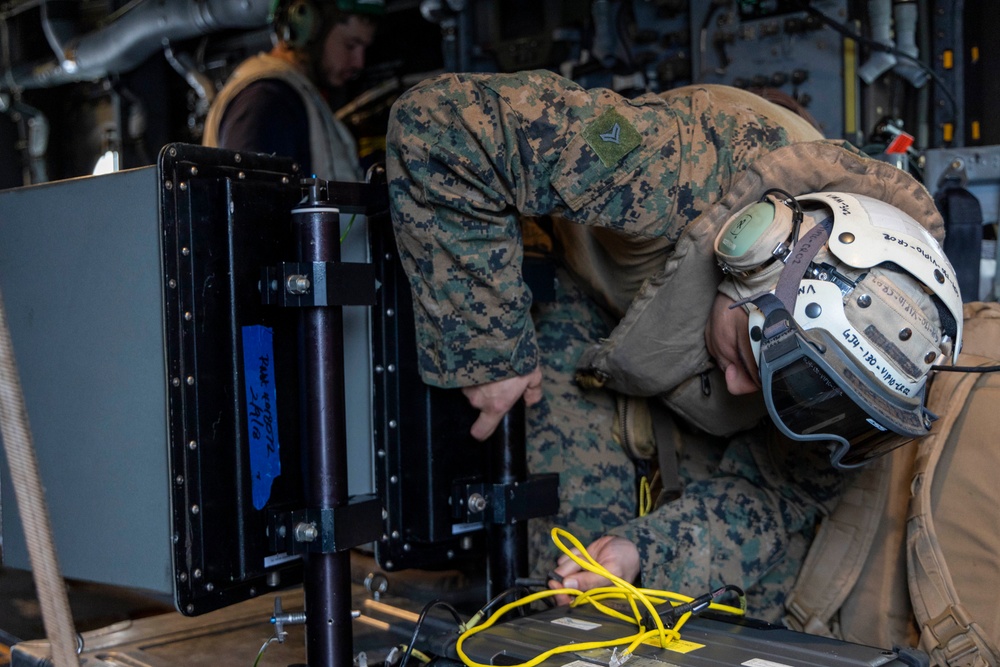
[242,325,281,510]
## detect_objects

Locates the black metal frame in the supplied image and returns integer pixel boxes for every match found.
[158,142,558,665]
[159,143,307,616]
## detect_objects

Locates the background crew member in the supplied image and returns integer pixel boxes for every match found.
[203,0,383,181]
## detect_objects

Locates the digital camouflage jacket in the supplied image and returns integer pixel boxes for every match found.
[386,69,821,395]
[387,69,943,437]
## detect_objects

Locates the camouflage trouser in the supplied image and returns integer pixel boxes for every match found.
[606,435,830,623]
[526,267,633,576]
[524,268,840,623]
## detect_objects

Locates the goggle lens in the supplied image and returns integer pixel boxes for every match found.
[767,355,914,466]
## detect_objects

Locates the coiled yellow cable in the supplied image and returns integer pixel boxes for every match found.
[454,527,745,667]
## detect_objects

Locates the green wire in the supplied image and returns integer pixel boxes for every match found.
[340,213,358,243]
[252,637,277,667]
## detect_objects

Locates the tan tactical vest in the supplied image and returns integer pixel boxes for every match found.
[786,302,1000,666]
[202,54,363,183]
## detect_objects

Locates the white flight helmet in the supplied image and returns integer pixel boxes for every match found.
[715,191,963,469]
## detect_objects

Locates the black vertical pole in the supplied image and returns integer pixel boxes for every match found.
[293,183,353,667]
[486,400,529,599]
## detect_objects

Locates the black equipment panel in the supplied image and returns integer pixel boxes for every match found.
[159,144,306,615]
[369,212,489,571]
[160,142,490,610]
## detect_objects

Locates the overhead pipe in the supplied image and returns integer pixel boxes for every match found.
[164,43,216,115]
[857,0,896,84]
[3,0,272,91]
[891,0,928,87]
[857,0,927,88]
[40,1,76,67]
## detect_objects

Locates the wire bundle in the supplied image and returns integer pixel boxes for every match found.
[454,527,746,667]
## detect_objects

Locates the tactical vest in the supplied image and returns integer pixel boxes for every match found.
[785,302,1000,666]
[202,54,363,183]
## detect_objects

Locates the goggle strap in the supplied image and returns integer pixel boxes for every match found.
[771,215,834,314]
[759,302,803,361]
[733,212,832,324]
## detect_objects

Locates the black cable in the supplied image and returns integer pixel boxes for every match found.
[615,0,635,70]
[931,364,1000,373]
[0,627,23,647]
[698,1,726,78]
[482,585,533,615]
[794,1,958,123]
[761,188,805,248]
[701,0,723,32]
[664,584,746,623]
[398,599,464,667]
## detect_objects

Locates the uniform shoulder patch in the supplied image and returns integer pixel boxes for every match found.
[583,108,642,168]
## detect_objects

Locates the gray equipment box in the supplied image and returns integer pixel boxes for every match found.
[460,604,919,667]
[0,165,173,596]
[0,145,374,612]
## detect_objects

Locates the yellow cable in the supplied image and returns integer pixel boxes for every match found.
[454,527,746,667]
[455,588,650,667]
[639,476,652,517]
[552,528,671,645]
[407,647,432,663]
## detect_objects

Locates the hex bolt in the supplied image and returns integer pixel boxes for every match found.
[294,522,319,543]
[286,274,311,294]
[468,493,488,513]
[364,572,389,599]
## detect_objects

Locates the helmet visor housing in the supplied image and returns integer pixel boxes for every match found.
[759,313,930,469]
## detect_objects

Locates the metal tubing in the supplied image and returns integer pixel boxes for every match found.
[4,0,271,90]
[486,400,528,599]
[294,195,353,667]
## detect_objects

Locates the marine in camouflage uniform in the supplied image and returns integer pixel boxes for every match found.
[385,68,842,621]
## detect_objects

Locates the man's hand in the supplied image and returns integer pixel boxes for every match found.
[548,535,641,605]
[705,292,761,395]
[461,367,543,441]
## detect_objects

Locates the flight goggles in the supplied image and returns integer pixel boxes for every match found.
[757,306,932,469]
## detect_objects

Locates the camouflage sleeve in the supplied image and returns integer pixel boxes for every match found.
[387,70,562,386]
[385,70,686,387]
[386,72,810,387]
[607,429,844,617]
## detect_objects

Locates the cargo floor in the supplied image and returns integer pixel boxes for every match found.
[1,553,483,667]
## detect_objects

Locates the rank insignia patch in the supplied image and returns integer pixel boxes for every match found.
[583,108,641,168]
